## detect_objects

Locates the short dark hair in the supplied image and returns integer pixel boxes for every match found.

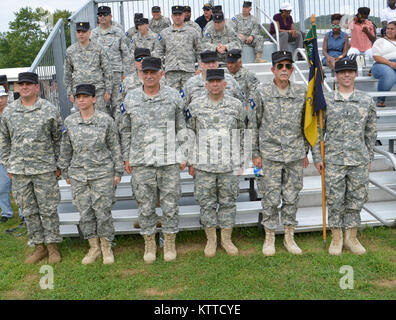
[357,7,370,16]
[331,14,342,22]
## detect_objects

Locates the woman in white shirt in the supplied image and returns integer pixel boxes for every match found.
[371,21,396,107]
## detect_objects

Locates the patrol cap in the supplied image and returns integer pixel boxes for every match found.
[76,22,90,31]
[212,5,223,13]
[75,84,96,97]
[0,75,7,84]
[272,50,294,65]
[206,69,225,81]
[97,6,111,14]
[172,6,184,14]
[226,49,242,62]
[202,3,212,10]
[17,72,38,84]
[200,50,218,63]
[136,18,149,25]
[213,12,225,22]
[134,47,151,59]
[243,1,252,7]
[335,59,357,72]
[0,86,7,96]
[134,13,143,22]
[184,6,191,12]
[152,6,161,13]
[142,57,162,71]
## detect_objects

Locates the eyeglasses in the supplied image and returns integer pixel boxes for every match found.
[135,57,145,62]
[276,63,293,70]
[331,24,341,29]
[98,13,110,17]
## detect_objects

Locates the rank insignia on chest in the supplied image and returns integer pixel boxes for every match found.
[250,98,256,109]
[186,109,192,119]
[130,39,134,43]
[232,17,236,21]
[180,89,185,98]
[205,33,211,38]
[62,124,67,133]
[120,103,126,114]
[158,34,162,41]
[119,83,123,93]
[125,32,129,36]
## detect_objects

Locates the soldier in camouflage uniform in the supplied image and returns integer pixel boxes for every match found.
[226,49,260,111]
[64,22,113,114]
[0,75,14,104]
[153,5,202,92]
[129,18,157,56]
[184,6,203,36]
[182,50,245,119]
[249,51,309,256]
[202,12,242,63]
[0,72,63,264]
[232,1,267,63]
[120,57,187,264]
[186,68,245,257]
[59,84,124,265]
[203,6,235,33]
[91,6,132,119]
[149,6,172,34]
[125,13,143,44]
[313,59,377,256]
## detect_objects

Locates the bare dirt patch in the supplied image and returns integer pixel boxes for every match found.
[239,248,257,256]
[2,273,39,300]
[143,286,184,297]
[372,279,396,288]
[120,268,146,278]
[176,243,203,255]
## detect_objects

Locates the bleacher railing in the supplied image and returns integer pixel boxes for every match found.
[68,0,388,43]
[29,19,71,120]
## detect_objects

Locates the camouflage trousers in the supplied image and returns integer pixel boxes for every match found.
[70,176,115,241]
[110,72,123,118]
[131,165,181,235]
[165,71,195,92]
[244,34,264,53]
[325,163,369,228]
[11,172,62,245]
[260,159,303,230]
[194,169,239,229]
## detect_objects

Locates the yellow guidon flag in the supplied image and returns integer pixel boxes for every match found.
[303,23,326,147]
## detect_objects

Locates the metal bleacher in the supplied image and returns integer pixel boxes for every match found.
[28,0,396,237]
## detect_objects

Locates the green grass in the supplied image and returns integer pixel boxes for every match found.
[0,205,395,300]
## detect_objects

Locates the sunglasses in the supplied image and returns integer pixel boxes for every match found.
[331,24,341,29]
[276,63,293,70]
[135,57,145,62]
[98,13,110,17]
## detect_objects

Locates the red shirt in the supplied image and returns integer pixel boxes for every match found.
[349,19,375,51]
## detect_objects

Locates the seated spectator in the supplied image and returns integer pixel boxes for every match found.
[322,14,349,70]
[381,0,396,36]
[347,7,376,59]
[269,2,304,55]
[371,21,396,107]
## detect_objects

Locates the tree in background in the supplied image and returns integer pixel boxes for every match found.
[0,7,71,68]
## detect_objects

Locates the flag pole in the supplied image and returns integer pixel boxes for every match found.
[311,14,327,248]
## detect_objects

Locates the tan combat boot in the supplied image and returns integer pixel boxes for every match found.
[283,225,302,255]
[328,228,343,256]
[143,234,157,264]
[262,228,276,256]
[82,238,102,264]
[344,227,366,255]
[220,228,239,256]
[100,237,114,264]
[255,52,267,63]
[25,244,48,264]
[204,227,217,258]
[47,243,62,264]
[163,233,177,262]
